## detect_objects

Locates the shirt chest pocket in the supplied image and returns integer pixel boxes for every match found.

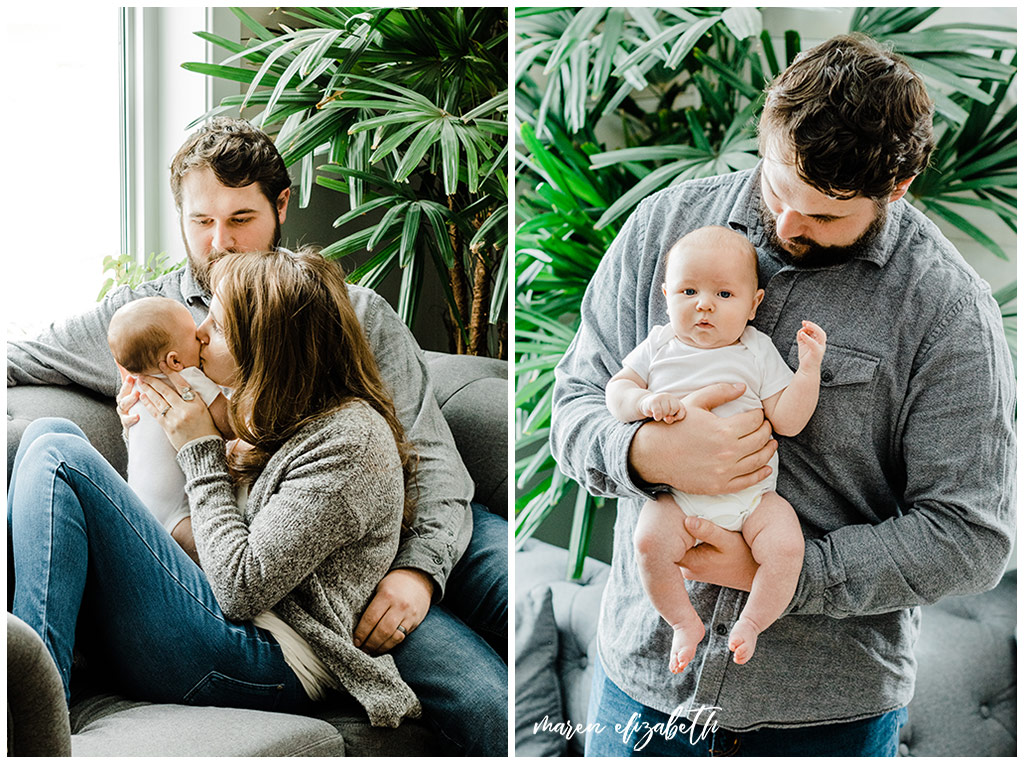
[786,342,880,453]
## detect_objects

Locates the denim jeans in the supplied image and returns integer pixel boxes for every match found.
[7,418,313,713]
[10,418,508,755]
[391,503,509,756]
[585,654,907,757]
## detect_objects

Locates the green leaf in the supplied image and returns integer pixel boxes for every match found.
[720,7,762,41]
[181,61,259,86]
[230,6,276,42]
[439,119,460,195]
[368,201,410,251]
[393,119,443,182]
[332,195,402,228]
[396,249,423,326]
[566,490,598,580]
[399,203,422,268]
[918,199,1008,260]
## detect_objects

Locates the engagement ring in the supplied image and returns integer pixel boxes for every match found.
[180,387,195,401]
[160,407,170,417]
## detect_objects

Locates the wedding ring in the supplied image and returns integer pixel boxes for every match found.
[160,406,170,417]
[180,387,195,401]
[396,624,408,635]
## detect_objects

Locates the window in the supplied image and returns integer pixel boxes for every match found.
[5,8,239,339]
[6,9,121,337]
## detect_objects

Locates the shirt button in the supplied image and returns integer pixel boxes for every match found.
[715,624,728,636]
[898,743,910,756]
[821,369,834,383]
[979,704,991,719]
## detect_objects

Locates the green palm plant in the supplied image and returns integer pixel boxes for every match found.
[515,7,1017,578]
[184,7,508,357]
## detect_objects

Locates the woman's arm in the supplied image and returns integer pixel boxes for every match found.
[180,405,402,621]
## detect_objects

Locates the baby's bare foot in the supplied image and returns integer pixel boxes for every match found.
[728,618,760,665]
[669,620,706,674]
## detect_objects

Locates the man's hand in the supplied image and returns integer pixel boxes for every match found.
[628,382,777,495]
[353,568,435,655]
[116,373,141,431]
[678,517,757,591]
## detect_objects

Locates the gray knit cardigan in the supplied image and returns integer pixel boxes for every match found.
[176,399,421,727]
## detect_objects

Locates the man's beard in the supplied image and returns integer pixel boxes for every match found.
[184,216,282,294]
[758,195,887,269]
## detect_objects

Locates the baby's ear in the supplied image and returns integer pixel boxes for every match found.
[164,351,185,371]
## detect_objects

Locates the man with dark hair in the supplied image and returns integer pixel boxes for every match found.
[7,116,508,756]
[551,34,1014,756]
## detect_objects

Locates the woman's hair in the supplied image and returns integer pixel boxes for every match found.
[759,34,935,200]
[210,248,417,528]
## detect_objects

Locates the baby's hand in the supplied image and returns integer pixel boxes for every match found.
[639,392,684,423]
[797,320,827,369]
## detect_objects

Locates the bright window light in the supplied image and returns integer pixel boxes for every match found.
[6,9,121,338]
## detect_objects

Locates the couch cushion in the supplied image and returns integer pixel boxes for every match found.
[311,702,440,756]
[425,351,508,518]
[516,539,609,755]
[8,385,127,480]
[897,571,1016,757]
[69,694,346,756]
[515,586,566,756]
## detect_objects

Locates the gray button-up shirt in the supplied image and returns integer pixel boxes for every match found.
[550,165,1015,730]
[7,264,474,594]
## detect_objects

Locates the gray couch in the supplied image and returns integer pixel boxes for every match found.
[7,351,507,757]
[515,538,1016,757]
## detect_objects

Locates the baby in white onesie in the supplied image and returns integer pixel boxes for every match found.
[606,225,827,672]
[107,297,230,548]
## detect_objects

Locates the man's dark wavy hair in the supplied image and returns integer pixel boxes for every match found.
[169,117,291,210]
[758,34,936,200]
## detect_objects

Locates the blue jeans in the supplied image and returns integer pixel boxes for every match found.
[585,655,906,756]
[390,503,509,756]
[7,418,314,713]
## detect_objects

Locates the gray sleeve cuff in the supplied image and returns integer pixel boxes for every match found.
[786,539,827,616]
[176,436,228,479]
[390,501,473,600]
[611,420,667,502]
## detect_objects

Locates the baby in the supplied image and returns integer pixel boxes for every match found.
[108,297,230,540]
[606,225,826,672]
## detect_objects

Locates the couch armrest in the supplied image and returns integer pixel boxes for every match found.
[7,613,72,756]
[8,385,127,482]
[425,351,508,519]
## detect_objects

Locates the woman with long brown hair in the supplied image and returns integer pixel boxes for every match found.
[8,248,419,727]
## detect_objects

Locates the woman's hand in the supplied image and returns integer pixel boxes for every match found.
[678,517,758,591]
[137,362,220,451]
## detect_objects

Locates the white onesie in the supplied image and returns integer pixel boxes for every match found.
[622,324,794,530]
[126,366,224,532]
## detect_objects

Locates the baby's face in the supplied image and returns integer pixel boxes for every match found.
[662,234,764,349]
[164,306,202,370]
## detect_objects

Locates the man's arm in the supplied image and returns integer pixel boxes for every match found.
[7,272,193,395]
[351,287,474,598]
[785,288,1015,616]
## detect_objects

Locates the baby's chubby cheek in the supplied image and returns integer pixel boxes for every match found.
[184,338,203,370]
